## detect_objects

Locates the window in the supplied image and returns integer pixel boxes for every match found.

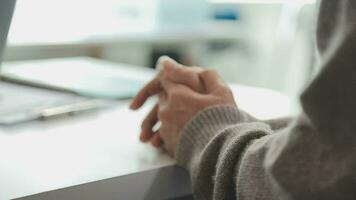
[8,0,157,45]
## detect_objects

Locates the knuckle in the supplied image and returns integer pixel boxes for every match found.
[191,66,203,72]
[201,68,219,77]
[219,85,231,95]
[222,85,232,92]
[204,68,217,74]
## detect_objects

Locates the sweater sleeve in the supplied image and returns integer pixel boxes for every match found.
[175,1,356,199]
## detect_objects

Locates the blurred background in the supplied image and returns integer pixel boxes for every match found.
[4,0,318,112]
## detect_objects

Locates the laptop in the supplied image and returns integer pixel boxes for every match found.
[1,0,151,100]
[0,0,151,125]
[0,0,15,61]
[0,0,96,125]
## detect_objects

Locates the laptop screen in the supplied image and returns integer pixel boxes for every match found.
[0,0,16,68]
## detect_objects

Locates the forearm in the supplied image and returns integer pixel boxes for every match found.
[176,106,356,200]
[176,106,275,199]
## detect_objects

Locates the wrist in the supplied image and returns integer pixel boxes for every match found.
[175,105,242,169]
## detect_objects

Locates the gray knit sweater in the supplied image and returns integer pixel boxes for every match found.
[175,1,356,199]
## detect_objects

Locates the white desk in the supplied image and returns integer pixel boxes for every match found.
[0,58,291,200]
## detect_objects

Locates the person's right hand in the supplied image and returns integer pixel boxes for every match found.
[130,56,236,155]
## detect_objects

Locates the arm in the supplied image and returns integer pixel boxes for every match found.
[176,105,277,199]
[176,1,356,199]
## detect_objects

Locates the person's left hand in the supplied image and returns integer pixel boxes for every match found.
[130,57,236,157]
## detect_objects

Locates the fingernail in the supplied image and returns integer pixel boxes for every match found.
[156,62,164,71]
[158,55,171,63]
[156,55,177,70]
[156,56,168,70]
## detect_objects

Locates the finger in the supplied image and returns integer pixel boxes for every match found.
[157,56,205,93]
[160,79,203,108]
[162,65,205,93]
[130,77,161,110]
[130,56,180,110]
[140,104,159,142]
[156,55,183,71]
[150,132,163,148]
[161,79,198,98]
[198,69,226,93]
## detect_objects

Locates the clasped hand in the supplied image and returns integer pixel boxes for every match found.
[130,56,236,157]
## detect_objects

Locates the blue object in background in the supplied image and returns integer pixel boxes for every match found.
[213,8,240,21]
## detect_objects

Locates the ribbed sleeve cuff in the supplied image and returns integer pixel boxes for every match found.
[175,105,247,170]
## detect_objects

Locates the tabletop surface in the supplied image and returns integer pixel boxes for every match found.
[0,58,291,200]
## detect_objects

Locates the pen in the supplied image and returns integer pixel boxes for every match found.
[0,100,117,125]
[38,100,114,120]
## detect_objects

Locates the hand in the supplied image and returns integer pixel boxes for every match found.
[130,56,205,148]
[130,57,236,157]
[130,56,205,110]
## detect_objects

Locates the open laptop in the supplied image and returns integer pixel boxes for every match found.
[0,0,15,61]
[0,0,152,124]
[0,0,97,125]
[1,1,150,100]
